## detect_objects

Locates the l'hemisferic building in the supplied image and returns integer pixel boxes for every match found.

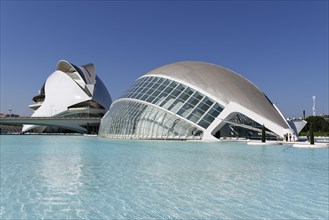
[99,61,296,141]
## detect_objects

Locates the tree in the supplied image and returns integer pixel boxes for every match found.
[261,124,266,143]
[309,123,315,145]
[302,116,329,133]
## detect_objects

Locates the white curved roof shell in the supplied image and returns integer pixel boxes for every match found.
[144,61,290,130]
[140,61,295,140]
[22,60,112,133]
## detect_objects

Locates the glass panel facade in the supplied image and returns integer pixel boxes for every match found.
[99,100,203,140]
[214,113,279,140]
[228,113,263,130]
[228,113,275,135]
[197,103,223,129]
[101,76,225,139]
[121,76,224,129]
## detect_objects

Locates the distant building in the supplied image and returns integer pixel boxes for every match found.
[0,113,21,134]
[22,60,112,133]
[99,61,295,140]
[318,114,329,123]
[0,113,20,118]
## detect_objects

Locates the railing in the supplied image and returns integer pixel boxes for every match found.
[0,117,103,126]
[0,117,102,120]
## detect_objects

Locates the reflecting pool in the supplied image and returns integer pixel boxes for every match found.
[1,135,328,219]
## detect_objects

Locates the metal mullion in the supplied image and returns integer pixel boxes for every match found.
[140,77,161,100]
[135,104,141,137]
[197,96,215,111]
[140,106,153,138]
[166,82,181,98]
[119,104,125,136]
[137,104,146,138]
[160,112,167,138]
[150,109,159,138]
[165,115,174,138]
[146,107,156,138]
[154,111,162,138]
[129,104,136,138]
[160,82,181,108]
[149,77,162,91]
[125,101,133,137]
[163,114,172,139]
[186,96,206,122]
[118,102,126,136]
[196,101,217,124]
[146,78,164,100]
[141,107,149,138]
[131,103,139,138]
[120,103,126,136]
[178,121,184,139]
[138,79,153,93]
[138,106,146,138]
[152,79,172,104]
[177,90,197,116]
[183,123,190,139]
[126,102,131,138]
[125,102,134,136]
[128,78,146,95]
[143,106,153,138]
[168,86,188,113]
[132,77,152,97]
[135,86,150,100]
[140,78,161,100]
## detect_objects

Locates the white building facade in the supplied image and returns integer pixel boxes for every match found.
[22,60,112,133]
[99,61,295,141]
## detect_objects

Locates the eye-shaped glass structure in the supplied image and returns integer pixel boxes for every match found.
[99,61,295,140]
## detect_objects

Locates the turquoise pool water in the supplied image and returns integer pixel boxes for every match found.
[1,135,328,219]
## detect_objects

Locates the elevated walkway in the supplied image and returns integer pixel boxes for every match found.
[0,117,102,133]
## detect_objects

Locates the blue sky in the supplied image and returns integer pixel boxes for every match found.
[1,0,328,117]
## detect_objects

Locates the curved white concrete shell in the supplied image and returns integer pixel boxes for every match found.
[99,61,294,141]
[23,60,112,133]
